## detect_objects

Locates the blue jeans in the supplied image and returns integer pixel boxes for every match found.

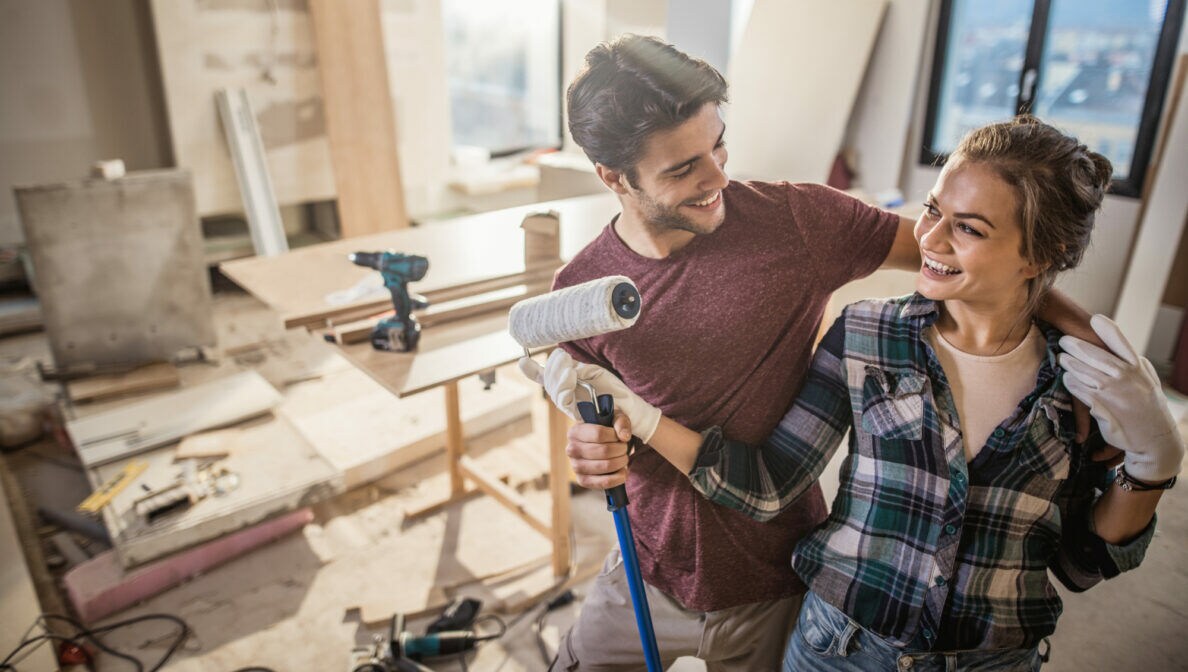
[783,592,1045,672]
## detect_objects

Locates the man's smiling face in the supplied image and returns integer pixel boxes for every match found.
[617,103,730,237]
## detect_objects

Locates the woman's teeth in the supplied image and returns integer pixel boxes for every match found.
[924,257,961,275]
[689,192,720,207]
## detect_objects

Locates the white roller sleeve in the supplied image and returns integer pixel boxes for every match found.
[508,275,640,348]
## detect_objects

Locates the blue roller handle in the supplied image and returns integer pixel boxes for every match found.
[577,393,662,672]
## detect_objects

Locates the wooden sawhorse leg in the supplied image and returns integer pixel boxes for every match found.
[406,380,572,579]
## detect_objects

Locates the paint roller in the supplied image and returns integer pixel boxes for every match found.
[508,276,662,672]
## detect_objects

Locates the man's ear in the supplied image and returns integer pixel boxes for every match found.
[595,164,631,195]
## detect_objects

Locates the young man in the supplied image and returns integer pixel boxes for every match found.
[539,35,1097,671]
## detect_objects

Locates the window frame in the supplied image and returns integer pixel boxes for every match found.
[441,0,565,158]
[920,0,1186,198]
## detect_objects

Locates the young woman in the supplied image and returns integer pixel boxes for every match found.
[531,116,1184,670]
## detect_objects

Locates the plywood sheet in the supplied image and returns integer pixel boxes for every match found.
[15,170,216,368]
[727,0,888,182]
[280,363,532,490]
[309,0,408,236]
[68,371,283,467]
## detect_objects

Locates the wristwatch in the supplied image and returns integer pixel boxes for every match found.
[1114,465,1177,492]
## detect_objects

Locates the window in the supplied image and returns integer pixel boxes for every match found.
[922,0,1185,197]
[441,0,562,157]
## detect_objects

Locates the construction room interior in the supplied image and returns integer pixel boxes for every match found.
[1,0,1187,670]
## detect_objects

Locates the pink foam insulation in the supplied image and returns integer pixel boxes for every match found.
[64,508,314,623]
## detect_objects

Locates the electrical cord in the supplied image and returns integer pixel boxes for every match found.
[1,612,190,672]
[533,589,577,665]
[471,614,507,642]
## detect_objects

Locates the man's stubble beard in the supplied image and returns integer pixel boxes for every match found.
[636,190,723,237]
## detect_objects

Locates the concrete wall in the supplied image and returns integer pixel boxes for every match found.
[0,0,170,245]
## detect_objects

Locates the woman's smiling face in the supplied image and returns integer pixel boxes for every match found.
[914,159,1041,310]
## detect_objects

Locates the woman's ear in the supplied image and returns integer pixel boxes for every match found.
[595,164,631,195]
[1021,259,1047,280]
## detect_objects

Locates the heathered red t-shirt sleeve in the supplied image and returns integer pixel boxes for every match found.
[784,183,901,292]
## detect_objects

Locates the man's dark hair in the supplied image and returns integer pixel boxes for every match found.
[567,34,728,186]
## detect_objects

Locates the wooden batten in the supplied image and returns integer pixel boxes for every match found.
[288,263,561,331]
[330,281,551,345]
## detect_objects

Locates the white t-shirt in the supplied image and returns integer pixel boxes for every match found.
[927,324,1046,462]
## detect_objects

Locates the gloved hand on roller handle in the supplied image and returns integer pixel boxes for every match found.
[518,350,661,443]
[519,350,661,490]
[1058,315,1186,484]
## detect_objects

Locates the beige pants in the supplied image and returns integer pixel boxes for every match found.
[551,549,802,672]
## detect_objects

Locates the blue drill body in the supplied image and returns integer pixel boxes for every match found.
[348,251,430,352]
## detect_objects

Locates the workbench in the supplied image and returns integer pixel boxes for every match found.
[221,193,621,577]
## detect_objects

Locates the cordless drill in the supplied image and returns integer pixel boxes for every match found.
[348,251,430,352]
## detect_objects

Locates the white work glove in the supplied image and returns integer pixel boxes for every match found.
[1058,315,1185,483]
[518,349,661,444]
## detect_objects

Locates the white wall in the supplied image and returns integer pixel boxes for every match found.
[0,0,169,246]
[667,0,733,74]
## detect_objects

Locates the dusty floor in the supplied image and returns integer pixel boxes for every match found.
[2,289,1188,671]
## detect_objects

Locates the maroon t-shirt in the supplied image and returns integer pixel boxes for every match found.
[556,180,899,612]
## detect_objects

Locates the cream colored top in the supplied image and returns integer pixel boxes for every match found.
[927,324,1046,462]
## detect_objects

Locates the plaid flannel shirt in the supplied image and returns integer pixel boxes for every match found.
[691,294,1154,651]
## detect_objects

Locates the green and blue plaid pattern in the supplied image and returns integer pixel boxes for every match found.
[690,294,1153,651]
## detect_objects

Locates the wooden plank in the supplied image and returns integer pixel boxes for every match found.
[445,381,466,496]
[68,371,282,468]
[548,403,573,576]
[728,0,888,182]
[458,456,551,538]
[305,264,560,332]
[308,0,408,236]
[67,362,180,403]
[174,428,242,460]
[400,329,536,398]
[331,281,551,344]
[219,193,618,329]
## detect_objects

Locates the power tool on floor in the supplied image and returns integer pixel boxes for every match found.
[348,609,495,672]
[348,251,430,352]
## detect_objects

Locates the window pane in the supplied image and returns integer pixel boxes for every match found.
[442,0,560,154]
[1032,0,1171,181]
[930,0,1034,155]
